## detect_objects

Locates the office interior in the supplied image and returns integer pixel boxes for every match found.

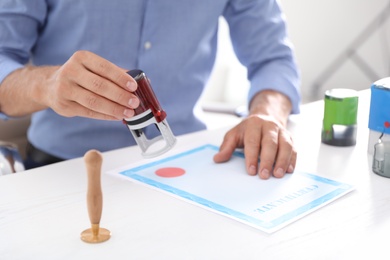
[1,0,390,160]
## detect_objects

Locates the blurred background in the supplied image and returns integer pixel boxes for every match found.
[2,0,390,159]
[201,0,390,109]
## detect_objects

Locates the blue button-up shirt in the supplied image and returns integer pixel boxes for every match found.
[0,0,300,159]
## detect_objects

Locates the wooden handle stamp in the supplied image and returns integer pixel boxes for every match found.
[80,150,111,243]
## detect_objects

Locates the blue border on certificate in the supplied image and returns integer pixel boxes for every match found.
[119,144,353,231]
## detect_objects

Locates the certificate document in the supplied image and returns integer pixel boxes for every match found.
[112,144,354,233]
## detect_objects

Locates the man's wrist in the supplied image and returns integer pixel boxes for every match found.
[248,90,292,126]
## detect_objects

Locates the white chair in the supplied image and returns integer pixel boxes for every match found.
[0,116,30,175]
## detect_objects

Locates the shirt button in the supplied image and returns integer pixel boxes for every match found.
[144,41,152,50]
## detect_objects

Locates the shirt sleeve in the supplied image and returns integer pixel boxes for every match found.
[0,1,47,119]
[223,0,301,114]
[0,0,48,84]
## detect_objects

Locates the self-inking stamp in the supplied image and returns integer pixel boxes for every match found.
[368,78,390,178]
[123,69,176,158]
[321,88,358,146]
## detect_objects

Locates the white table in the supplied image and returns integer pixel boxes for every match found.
[1,89,389,260]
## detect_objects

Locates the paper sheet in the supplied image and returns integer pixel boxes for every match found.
[110,144,354,233]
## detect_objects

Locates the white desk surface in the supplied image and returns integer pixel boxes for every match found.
[1,89,390,260]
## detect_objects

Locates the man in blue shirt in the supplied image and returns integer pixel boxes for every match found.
[0,0,300,179]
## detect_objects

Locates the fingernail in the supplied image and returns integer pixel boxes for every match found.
[128,98,137,108]
[260,169,270,179]
[126,81,136,91]
[123,109,134,118]
[248,165,257,175]
[127,97,139,108]
[275,168,285,178]
[287,164,294,173]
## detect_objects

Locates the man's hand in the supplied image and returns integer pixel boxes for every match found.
[0,50,139,120]
[213,90,296,179]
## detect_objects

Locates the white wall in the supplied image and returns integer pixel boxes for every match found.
[201,0,390,108]
[3,1,390,151]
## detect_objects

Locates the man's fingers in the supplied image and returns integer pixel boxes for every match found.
[275,130,296,174]
[258,128,279,179]
[54,84,135,120]
[74,70,139,114]
[271,130,292,178]
[52,50,141,120]
[57,99,121,120]
[75,50,137,91]
[213,130,239,163]
[243,121,262,176]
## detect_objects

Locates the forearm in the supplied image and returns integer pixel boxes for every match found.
[248,90,292,127]
[0,66,57,117]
